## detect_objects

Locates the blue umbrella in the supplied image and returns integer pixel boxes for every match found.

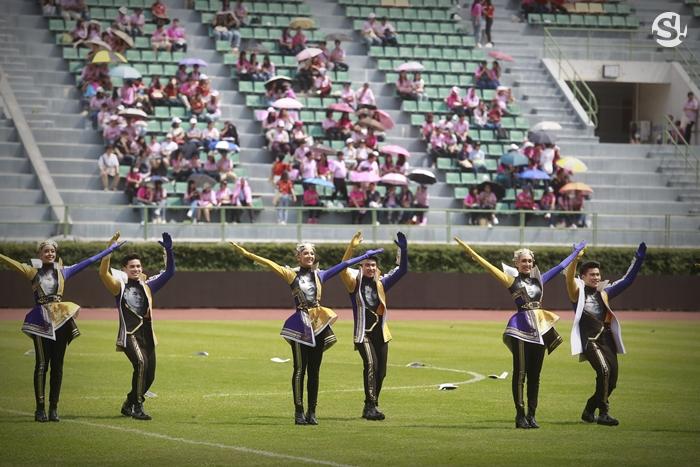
[500,151,529,167]
[518,169,551,180]
[109,65,141,80]
[303,177,335,189]
[179,57,208,67]
[210,140,239,152]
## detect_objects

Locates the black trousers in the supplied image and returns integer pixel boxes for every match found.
[355,325,388,405]
[331,177,348,202]
[289,327,331,412]
[484,17,493,43]
[124,321,156,405]
[32,323,72,409]
[509,337,546,417]
[583,330,619,414]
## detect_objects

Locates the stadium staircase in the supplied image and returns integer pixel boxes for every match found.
[0,0,697,245]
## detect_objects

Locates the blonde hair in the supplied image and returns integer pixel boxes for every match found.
[37,239,59,253]
[295,242,316,256]
[513,248,534,264]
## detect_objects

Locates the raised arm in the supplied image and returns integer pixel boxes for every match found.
[99,232,122,296]
[147,232,176,294]
[64,239,126,280]
[319,248,385,283]
[605,242,646,300]
[382,231,408,292]
[229,241,296,284]
[454,237,514,288]
[0,252,36,280]
[565,247,585,302]
[340,231,363,292]
[542,240,587,284]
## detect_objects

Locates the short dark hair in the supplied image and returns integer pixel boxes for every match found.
[579,260,600,275]
[121,253,142,267]
[364,255,379,264]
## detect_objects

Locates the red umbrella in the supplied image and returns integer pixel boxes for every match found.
[380,173,408,186]
[488,50,514,62]
[349,171,381,183]
[378,144,410,158]
[328,102,354,113]
[374,109,395,130]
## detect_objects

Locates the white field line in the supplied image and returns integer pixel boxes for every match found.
[0,407,356,467]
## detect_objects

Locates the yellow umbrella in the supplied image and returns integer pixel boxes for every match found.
[560,182,593,194]
[91,50,127,64]
[289,17,315,29]
[556,156,588,173]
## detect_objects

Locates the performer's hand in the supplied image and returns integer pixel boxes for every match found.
[229,241,248,256]
[364,248,384,258]
[636,242,647,258]
[158,232,173,250]
[110,240,127,251]
[349,231,363,248]
[394,231,407,250]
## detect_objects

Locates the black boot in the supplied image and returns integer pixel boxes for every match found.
[48,405,60,422]
[305,407,318,425]
[526,409,539,429]
[294,409,307,425]
[515,408,530,429]
[121,399,134,417]
[363,402,384,421]
[131,403,152,421]
[597,412,619,426]
[35,404,48,423]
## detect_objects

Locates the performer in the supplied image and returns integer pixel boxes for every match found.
[0,237,124,422]
[98,232,175,421]
[455,238,586,429]
[566,242,646,426]
[339,231,408,421]
[230,241,383,425]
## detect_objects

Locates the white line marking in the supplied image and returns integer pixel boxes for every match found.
[0,407,356,467]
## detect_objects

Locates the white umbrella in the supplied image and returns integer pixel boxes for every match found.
[531,121,562,131]
[395,61,424,72]
[296,47,323,62]
[272,97,304,110]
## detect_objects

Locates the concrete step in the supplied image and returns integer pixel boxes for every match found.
[0,188,45,205]
[0,173,37,189]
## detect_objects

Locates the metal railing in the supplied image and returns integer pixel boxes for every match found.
[542,27,700,85]
[1,204,698,248]
[662,114,700,187]
[542,28,599,127]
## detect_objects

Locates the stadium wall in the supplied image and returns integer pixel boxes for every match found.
[1,271,697,311]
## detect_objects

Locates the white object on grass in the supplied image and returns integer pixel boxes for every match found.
[270,357,290,363]
[488,371,509,380]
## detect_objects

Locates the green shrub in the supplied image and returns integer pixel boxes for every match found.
[2,241,698,276]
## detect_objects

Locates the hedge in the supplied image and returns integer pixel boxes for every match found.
[1,241,699,277]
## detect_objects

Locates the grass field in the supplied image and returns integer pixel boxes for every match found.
[1,318,699,466]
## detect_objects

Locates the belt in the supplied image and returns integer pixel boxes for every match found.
[298,302,321,313]
[520,301,541,310]
[37,295,62,305]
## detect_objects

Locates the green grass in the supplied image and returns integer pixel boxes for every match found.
[1,319,699,466]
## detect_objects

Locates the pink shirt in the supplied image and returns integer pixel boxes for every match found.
[166,25,186,41]
[356,87,375,106]
[330,159,347,179]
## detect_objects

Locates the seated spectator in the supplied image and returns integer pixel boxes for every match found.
[204,95,221,122]
[291,28,307,55]
[412,72,426,101]
[330,40,348,71]
[421,112,436,142]
[183,180,200,220]
[175,64,189,83]
[234,0,248,25]
[140,179,167,224]
[197,183,217,223]
[469,141,488,175]
[231,177,254,223]
[98,144,120,191]
[169,117,186,144]
[362,14,382,46]
[380,153,395,176]
[303,184,321,224]
[148,76,165,106]
[335,112,353,140]
[477,183,498,226]
[357,151,380,176]
[178,76,199,111]
[295,59,314,93]
[151,24,171,52]
[163,77,180,106]
[539,143,555,176]
[279,27,293,55]
[463,186,479,225]
[485,101,503,129]
[70,18,88,44]
[114,6,130,32]
[356,82,376,109]
[213,10,242,52]
[463,87,480,116]
[260,55,275,81]
[322,110,338,139]
[343,138,358,169]
[151,0,169,26]
[571,190,587,228]
[221,120,239,144]
[312,70,332,97]
[340,82,356,108]
[167,19,187,52]
[496,86,514,113]
[103,115,122,145]
[215,179,234,222]
[61,0,87,21]
[377,17,398,46]
[201,153,219,179]
[382,185,400,224]
[446,87,465,116]
[216,147,237,183]
[396,71,414,100]
[42,0,58,17]
[348,183,366,224]
[539,186,556,227]
[124,166,142,203]
[515,185,536,211]
[170,149,193,182]
[130,7,146,37]
[453,114,471,143]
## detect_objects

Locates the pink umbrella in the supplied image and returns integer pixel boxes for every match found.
[378,144,410,158]
[375,109,395,130]
[395,61,424,72]
[328,102,354,113]
[380,173,408,186]
[349,171,381,183]
[272,97,304,110]
[296,47,323,62]
[488,50,514,62]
